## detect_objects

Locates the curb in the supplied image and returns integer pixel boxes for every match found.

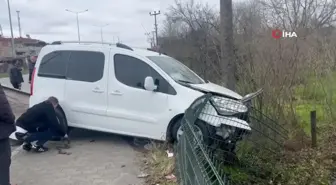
[1,84,30,96]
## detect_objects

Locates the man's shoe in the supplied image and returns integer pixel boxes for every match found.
[33,145,49,153]
[22,143,32,151]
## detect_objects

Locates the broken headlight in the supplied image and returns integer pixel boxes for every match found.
[210,96,248,116]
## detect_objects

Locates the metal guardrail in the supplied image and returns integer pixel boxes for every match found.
[176,93,288,185]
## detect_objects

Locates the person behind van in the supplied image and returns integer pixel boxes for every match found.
[15,97,65,153]
[9,60,24,90]
[0,83,16,185]
[28,56,36,83]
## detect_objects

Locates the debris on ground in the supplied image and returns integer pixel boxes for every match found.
[165,174,177,181]
[137,173,149,178]
[57,149,71,155]
[166,150,174,158]
[56,139,71,155]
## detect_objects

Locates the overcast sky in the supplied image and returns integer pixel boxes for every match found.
[0,0,221,47]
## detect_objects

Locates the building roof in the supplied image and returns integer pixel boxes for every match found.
[0,37,45,44]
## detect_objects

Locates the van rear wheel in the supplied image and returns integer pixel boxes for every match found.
[55,108,68,136]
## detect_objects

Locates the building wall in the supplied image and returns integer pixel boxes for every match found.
[0,40,11,57]
[0,38,44,58]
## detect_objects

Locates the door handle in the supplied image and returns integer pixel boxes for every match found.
[110,90,122,96]
[92,87,104,93]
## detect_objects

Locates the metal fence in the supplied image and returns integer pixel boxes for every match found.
[175,93,288,185]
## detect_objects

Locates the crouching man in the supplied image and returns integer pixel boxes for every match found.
[15,96,66,153]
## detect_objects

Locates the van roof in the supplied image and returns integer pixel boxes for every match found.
[47,41,167,57]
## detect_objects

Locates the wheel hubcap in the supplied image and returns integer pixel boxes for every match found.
[177,124,203,142]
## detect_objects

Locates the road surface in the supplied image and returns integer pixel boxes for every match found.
[2,82,144,185]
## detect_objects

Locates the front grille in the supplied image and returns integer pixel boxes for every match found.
[232,111,249,122]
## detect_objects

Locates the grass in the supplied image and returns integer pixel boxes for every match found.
[0,73,9,78]
[142,142,178,185]
[293,72,336,136]
[270,72,336,184]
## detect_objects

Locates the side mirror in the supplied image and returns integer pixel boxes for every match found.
[144,76,157,91]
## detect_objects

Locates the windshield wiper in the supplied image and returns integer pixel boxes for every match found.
[177,80,194,84]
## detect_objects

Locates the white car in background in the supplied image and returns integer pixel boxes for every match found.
[11,41,260,145]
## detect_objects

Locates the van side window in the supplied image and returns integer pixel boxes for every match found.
[66,51,105,82]
[114,54,176,95]
[38,51,70,78]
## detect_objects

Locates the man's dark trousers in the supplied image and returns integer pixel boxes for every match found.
[29,69,33,82]
[25,128,62,146]
[0,138,11,185]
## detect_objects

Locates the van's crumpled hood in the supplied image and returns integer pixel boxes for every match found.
[189,82,242,100]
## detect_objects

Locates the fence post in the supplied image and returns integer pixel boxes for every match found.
[310,110,317,148]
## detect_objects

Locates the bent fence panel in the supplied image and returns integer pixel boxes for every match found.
[176,93,287,185]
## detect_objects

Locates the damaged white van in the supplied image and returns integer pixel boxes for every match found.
[12,41,261,144]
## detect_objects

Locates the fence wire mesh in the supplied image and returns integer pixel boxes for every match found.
[176,93,288,185]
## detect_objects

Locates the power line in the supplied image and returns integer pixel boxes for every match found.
[149,10,160,47]
[141,23,154,47]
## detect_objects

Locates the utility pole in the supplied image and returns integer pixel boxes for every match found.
[220,0,235,90]
[6,0,16,57]
[16,10,22,37]
[93,24,109,43]
[151,31,155,48]
[65,9,88,43]
[149,10,160,47]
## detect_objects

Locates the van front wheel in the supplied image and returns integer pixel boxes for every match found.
[171,118,212,145]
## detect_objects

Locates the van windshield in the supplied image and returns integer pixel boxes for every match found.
[147,56,205,84]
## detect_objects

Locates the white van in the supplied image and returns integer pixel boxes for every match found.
[28,41,259,143]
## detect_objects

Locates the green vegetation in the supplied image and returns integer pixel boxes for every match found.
[0,73,9,78]
[232,71,336,185]
[294,72,336,136]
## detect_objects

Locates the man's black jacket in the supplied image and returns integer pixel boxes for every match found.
[0,84,16,140]
[16,101,63,134]
[9,66,24,84]
[28,60,35,72]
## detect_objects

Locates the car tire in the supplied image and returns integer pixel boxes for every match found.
[55,108,68,136]
[172,118,213,145]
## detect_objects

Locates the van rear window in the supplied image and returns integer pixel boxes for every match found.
[38,50,105,83]
[38,51,70,78]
